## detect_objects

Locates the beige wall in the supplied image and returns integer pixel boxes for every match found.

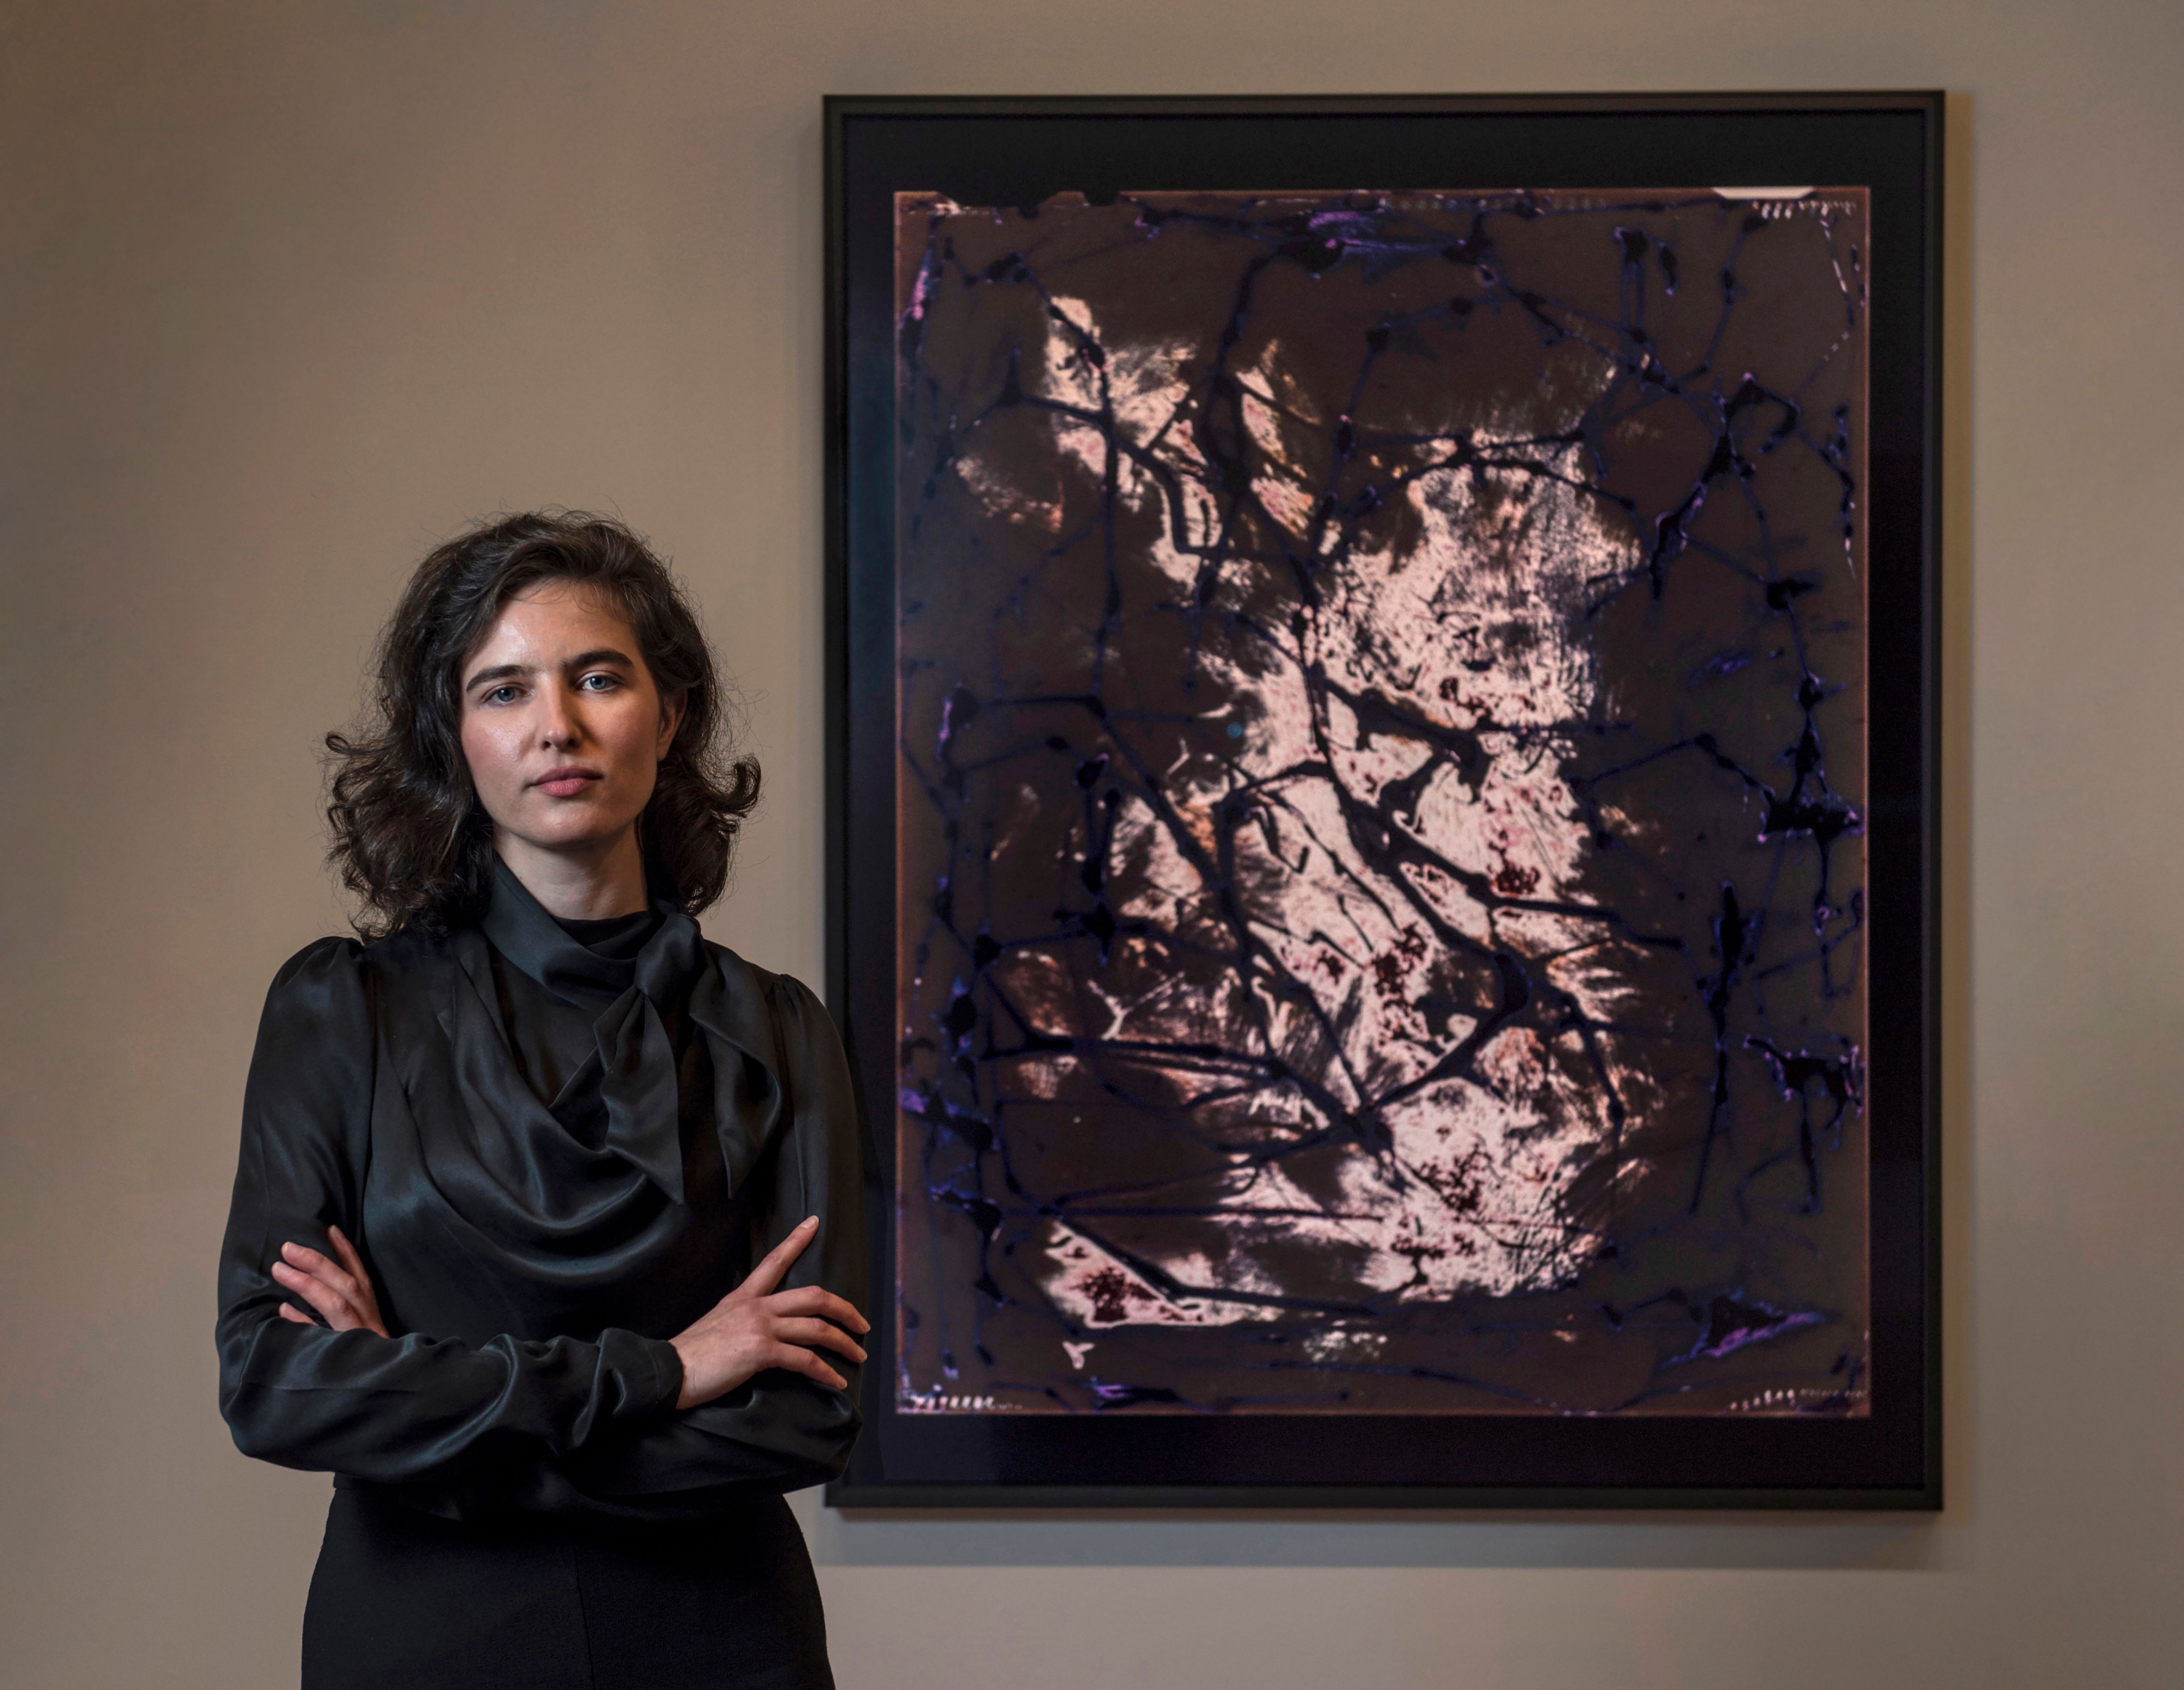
[3,1,2179,1684]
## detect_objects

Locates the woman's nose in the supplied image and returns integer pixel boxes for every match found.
[536,685,581,747]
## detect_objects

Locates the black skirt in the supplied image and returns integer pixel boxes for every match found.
[301,1488,835,1689]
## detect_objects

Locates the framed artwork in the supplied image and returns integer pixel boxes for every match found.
[824,94,1941,1506]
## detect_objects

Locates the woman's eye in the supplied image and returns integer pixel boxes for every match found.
[485,685,521,705]
[578,672,620,692]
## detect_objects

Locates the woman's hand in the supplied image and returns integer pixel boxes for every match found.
[669,1216,870,1409]
[271,1225,389,1338]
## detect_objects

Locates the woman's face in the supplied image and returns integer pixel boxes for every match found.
[457,581,685,868]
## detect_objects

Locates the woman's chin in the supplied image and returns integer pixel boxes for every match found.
[498,817,641,861]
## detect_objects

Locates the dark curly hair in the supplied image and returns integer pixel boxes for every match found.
[325,511,760,937]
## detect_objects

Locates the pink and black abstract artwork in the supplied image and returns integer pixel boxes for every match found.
[890,187,1872,1419]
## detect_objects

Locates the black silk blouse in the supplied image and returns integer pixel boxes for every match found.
[215,861,867,1523]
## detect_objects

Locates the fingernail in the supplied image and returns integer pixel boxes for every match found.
[801,1216,819,1229]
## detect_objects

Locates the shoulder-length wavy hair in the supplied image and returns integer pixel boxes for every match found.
[325,511,759,937]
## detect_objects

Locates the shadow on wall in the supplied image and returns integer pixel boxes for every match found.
[809,1506,1941,1571]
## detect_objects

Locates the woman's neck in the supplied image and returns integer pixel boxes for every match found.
[494,827,650,920]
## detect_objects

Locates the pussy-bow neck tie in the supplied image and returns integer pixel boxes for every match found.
[446,860,786,1217]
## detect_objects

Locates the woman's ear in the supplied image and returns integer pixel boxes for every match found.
[656,688,688,758]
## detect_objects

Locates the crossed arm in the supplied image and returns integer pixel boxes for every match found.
[272,1218,869,1408]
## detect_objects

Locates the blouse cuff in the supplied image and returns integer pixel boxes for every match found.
[600,1327,686,1421]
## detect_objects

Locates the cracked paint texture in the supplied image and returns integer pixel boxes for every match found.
[892,189,1869,1415]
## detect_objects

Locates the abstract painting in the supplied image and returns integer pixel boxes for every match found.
[895,186,1868,1417]
[831,98,1936,1502]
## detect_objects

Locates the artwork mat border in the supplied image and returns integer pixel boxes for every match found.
[822,91,1943,1510]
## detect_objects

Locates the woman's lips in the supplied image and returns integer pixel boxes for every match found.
[533,770,602,798]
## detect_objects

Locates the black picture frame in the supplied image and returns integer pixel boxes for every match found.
[824,93,1942,1509]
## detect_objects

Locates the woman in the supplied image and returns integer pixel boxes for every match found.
[215,512,869,1688]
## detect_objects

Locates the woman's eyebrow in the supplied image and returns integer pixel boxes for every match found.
[463,649,633,692]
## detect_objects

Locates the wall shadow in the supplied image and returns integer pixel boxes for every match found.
[811,1504,1941,1569]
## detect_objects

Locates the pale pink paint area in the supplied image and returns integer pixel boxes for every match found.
[1038,1221,1288,1330]
[974,294,1656,1319]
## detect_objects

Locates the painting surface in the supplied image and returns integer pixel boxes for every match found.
[892,188,1869,1415]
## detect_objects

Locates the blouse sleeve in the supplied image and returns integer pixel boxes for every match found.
[215,939,686,1487]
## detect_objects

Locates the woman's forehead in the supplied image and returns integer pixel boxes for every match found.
[472,579,638,657]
